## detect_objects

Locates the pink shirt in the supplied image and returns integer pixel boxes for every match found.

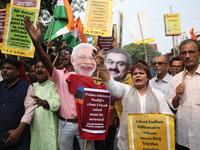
[21,85,35,124]
[8,78,35,125]
[49,68,77,119]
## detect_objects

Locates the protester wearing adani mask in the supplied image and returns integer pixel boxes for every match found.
[71,43,97,76]
[105,48,131,81]
[102,48,131,150]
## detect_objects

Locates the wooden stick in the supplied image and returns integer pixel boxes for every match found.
[52,54,58,66]
[46,46,49,54]
[83,139,87,150]
[61,41,66,47]
[119,12,123,49]
[52,41,66,66]
[137,13,148,62]
[93,76,102,81]
[97,68,100,78]
[181,67,186,83]
[48,18,55,42]
[94,68,102,84]
[46,18,55,54]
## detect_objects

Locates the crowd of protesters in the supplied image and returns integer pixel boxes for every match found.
[0,16,199,150]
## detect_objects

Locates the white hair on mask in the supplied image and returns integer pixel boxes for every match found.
[71,43,97,57]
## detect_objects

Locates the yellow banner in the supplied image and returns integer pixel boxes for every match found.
[0,9,6,48]
[164,13,181,36]
[128,114,175,150]
[1,4,37,58]
[84,0,114,37]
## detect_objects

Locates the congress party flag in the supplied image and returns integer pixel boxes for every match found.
[44,0,75,43]
[129,12,155,45]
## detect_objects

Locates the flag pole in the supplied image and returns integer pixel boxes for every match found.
[137,13,148,62]
[119,11,123,49]
[118,11,120,47]
[47,18,55,54]
[52,55,58,66]
[52,41,66,66]
[170,6,176,57]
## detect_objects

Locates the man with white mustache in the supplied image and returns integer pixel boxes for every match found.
[149,55,172,99]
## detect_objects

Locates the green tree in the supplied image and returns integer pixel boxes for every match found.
[1,0,85,15]
[123,43,161,65]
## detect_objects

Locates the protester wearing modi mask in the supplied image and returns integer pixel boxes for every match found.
[71,43,97,76]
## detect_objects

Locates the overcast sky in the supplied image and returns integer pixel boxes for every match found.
[75,0,200,54]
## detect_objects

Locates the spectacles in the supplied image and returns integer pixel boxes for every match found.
[171,65,183,69]
[153,62,167,66]
[59,51,69,56]
[180,50,198,56]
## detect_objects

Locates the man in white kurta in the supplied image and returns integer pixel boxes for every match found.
[30,62,60,150]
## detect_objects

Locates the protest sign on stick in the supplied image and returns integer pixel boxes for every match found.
[95,24,117,52]
[67,74,114,141]
[129,12,155,62]
[1,4,38,58]
[84,0,114,37]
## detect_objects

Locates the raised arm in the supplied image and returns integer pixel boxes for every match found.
[24,16,54,76]
[92,49,110,82]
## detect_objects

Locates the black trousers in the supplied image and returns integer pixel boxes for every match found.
[94,125,117,150]
[176,143,190,150]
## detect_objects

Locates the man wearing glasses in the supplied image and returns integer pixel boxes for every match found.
[167,39,200,150]
[169,56,184,76]
[149,55,172,99]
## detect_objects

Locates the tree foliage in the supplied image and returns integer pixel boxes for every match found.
[0,0,124,70]
[123,43,161,65]
[1,0,85,15]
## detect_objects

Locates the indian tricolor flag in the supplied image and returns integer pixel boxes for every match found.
[44,0,74,43]
[62,17,86,47]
